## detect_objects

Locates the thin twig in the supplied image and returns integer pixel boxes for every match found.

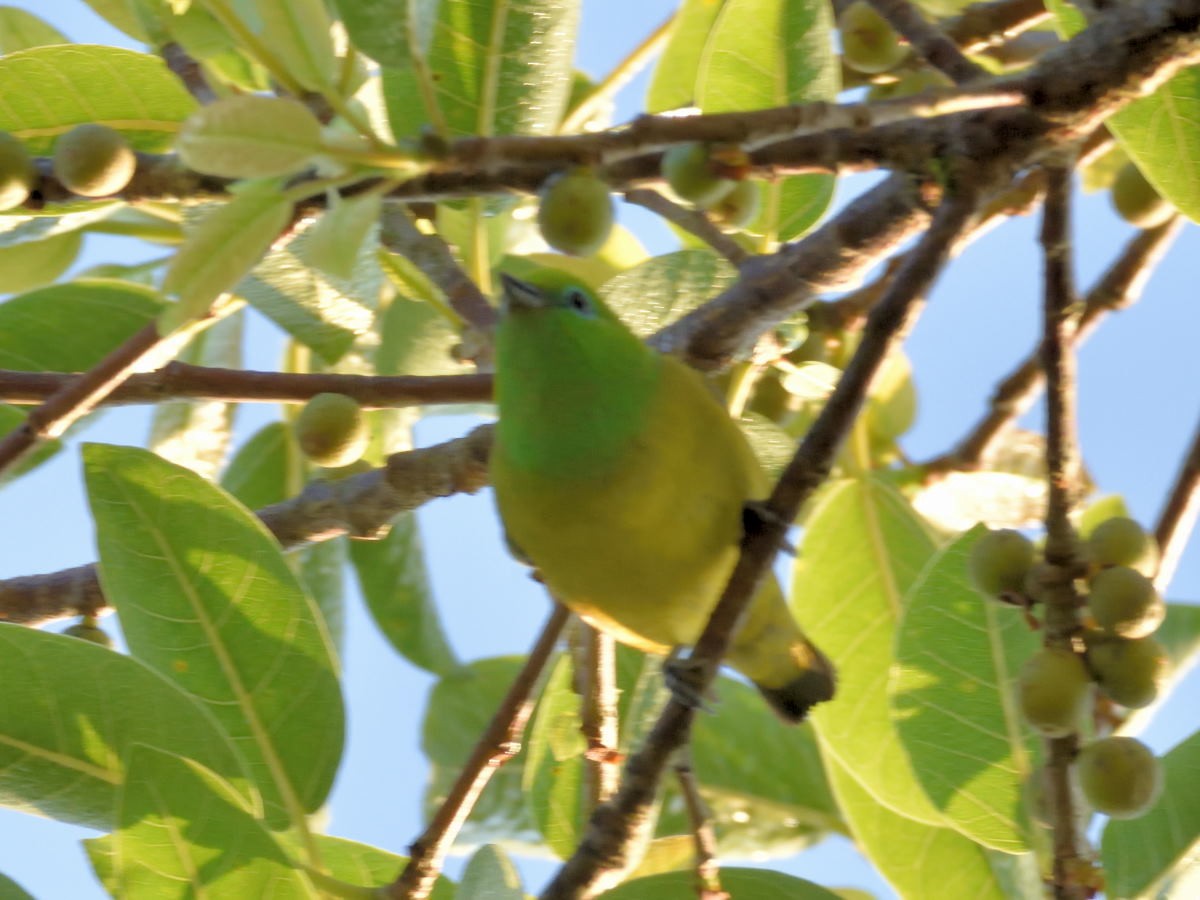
[0,365,493,410]
[624,189,750,267]
[1036,162,1090,900]
[865,0,990,83]
[1154,414,1200,592]
[942,0,1052,55]
[161,43,217,104]
[541,190,979,899]
[675,755,728,900]
[581,627,621,809]
[389,604,571,900]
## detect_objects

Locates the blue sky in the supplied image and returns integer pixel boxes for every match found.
[1,1,1197,897]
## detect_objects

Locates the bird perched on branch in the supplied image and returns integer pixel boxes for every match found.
[490,270,835,722]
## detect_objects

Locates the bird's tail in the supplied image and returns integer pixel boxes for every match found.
[726,577,836,724]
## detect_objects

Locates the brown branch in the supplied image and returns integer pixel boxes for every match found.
[923,215,1182,475]
[541,190,979,899]
[675,754,727,900]
[865,0,990,83]
[624,189,751,267]
[1154,412,1200,592]
[942,0,1053,55]
[389,603,571,900]
[1036,163,1089,900]
[0,365,493,410]
[0,425,494,624]
[161,42,217,104]
[581,627,621,809]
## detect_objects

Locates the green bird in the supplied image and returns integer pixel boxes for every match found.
[490,271,835,722]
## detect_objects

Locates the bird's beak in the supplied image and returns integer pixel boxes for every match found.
[499,273,547,314]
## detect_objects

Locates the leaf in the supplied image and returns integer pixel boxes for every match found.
[177,95,324,178]
[0,7,68,54]
[332,0,435,69]
[104,745,309,899]
[890,525,1040,852]
[296,536,347,656]
[825,758,1012,900]
[149,309,243,480]
[308,835,456,897]
[161,184,294,330]
[303,193,383,281]
[1103,727,1200,898]
[375,271,470,379]
[351,512,460,676]
[602,867,843,899]
[83,443,345,827]
[458,844,524,900]
[0,405,60,485]
[255,0,338,92]
[236,210,380,364]
[0,230,81,293]
[0,872,34,900]
[0,205,115,243]
[80,0,150,42]
[794,476,943,823]
[382,0,580,139]
[1120,602,1200,736]
[0,624,249,830]
[221,421,301,510]
[0,279,163,371]
[0,45,196,153]
[600,248,738,337]
[522,653,587,858]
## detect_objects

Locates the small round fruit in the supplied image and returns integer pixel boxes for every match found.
[52,124,137,197]
[708,179,761,228]
[295,392,369,468]
[0,131,34,210]
[1089,565,1165,638]
[537,169,614,257]
[1087,516,1151,569]
[1074,736,1162,819]
[969,528,1036,597]
[1087,634,1168,709]
[62,620,114,649]
[840,1,907,75]
[661,143,735,207]
[1111,163,1173,229]
[1018,646,1090,737]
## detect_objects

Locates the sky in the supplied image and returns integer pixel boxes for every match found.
[0,1,1197,897]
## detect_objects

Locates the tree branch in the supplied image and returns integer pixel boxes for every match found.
[581,627,621,810]
[1154,412,1200,592]
[623,189,751,267]
[865,0,990,83]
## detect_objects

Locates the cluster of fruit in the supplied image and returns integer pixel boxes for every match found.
[0,123,136,210]
[970,518,1167,819]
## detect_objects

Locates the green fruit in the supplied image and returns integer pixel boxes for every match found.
[62,620,114,649]
[53,124,137,197]
[0,132,34,211]
[969,528,1036,597]
[1086,634,1168,709]
[840,1,907,75]
[1074,736,1162,818]
[1087,516,1156,574]
[1111,163,1173,229]
[537,169,614,257]
[661,143,735,207]
[1089,565,1165,638]
[1018,647,1090,737]
[295,392,369,468]
[708,179,761,228]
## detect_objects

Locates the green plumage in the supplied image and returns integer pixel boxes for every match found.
[490,271,835,722]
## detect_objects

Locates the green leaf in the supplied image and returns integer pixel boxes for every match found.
[0,230,81,293]
[333,0,435,69]
[423,657,538,851]
[351,512,460,676]
[0,624,249,830]
[794,476,943,823]
[149,309,243,480]
[459,845,524,900]
[1120,602,1200,736]
[236,210,380,364]
[0,404,59,485]
[80,0,150,42]
[221,421,302,510]
[177,95,324,178]
[600,248,738,337]
[296,536,347,656]
[826,759,1011,900]
[0,871,34,900]
[0,7,68,53]
[890,525,1040,852]
[382,0,580,139]
[1103,727,1200,898]
[0,279,163,371]
[83,443,345,826]
[0,45,196,153]
[603,867,843,899]
[303,194,383,281]
[256,0,338,92]
[0,205,116,242]
[161,185,294,330]
[304,834,456,898]
[105,745,310,898]
[522,653,587,858]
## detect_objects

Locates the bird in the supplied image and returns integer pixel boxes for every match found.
[489,270,835,723]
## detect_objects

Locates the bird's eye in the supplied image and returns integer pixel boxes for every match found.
[565,288,593,316]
